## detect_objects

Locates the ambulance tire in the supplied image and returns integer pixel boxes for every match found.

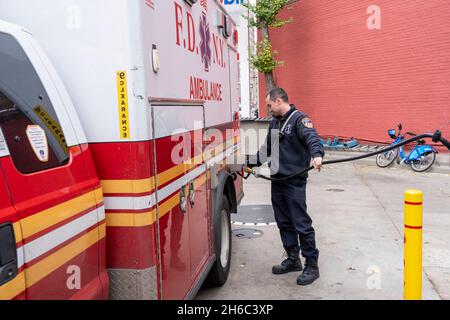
[205,196,232,287]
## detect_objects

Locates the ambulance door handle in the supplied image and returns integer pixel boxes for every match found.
[0,223,18,286]
[179,187,187,215]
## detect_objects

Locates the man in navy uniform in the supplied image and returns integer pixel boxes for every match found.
[246,88,324,285]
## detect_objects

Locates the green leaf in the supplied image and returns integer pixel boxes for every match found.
[245,1,294,84]
[249,35,282,73]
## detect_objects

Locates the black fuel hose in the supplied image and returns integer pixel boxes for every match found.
[245,130,450,182]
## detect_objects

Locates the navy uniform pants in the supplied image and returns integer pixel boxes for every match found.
[271,178,319,260]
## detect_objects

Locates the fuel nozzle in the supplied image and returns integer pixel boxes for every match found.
[244,167,254,174]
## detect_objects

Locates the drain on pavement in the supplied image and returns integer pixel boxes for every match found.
[231,205,277,226]
[232,228,264,239]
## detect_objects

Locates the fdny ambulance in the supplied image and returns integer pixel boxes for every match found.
[0,0,243,300]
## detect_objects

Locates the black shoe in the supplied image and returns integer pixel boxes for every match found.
[272,247,303,275]
[297,257,320,285]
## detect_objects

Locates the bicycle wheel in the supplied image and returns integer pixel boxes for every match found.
[411,152,436,172]
[376,148,399,168]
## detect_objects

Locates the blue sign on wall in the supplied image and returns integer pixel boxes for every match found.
[223,0,246,5]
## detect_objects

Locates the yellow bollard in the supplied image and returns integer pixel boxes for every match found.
[404,190,423,300]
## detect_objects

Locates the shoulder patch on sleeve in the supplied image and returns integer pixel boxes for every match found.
[301,117,314,129]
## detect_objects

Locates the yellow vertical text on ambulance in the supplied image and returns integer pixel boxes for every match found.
[116,71,130,140]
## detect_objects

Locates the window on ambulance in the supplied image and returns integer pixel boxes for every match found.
[0,32,69,174]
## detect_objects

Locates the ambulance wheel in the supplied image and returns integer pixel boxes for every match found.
[376,149,399,168]
[205,196,232,287]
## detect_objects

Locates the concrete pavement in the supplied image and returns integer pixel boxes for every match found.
[197,162,450,300]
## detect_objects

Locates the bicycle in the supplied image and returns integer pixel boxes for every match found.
[376,124,438,172]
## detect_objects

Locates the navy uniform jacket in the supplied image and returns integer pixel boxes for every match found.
[249,104,325,179]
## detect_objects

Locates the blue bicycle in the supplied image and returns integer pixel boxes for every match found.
[376,124,438,172]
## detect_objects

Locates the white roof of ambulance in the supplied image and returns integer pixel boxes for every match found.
[0,0,149,143]
[0,19,87,147]
[0,0,239,144]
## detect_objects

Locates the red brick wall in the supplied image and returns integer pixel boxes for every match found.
[259,0,450,147]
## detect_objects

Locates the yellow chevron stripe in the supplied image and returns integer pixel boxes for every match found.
[157,152,204,186]
[0,223,106,300]
[106,210,156,228]
[13,222,23,244]
[25,224,105,288]
[20,189,102,239]
[1,176,212,299]
[0,271,25,300]
[1,138,239,298]
[95,187,104,203]
[104,172,209,228]
[102,137,238,228]
[101,178,155,194]
[194,173,207,190]
[158,193,182,220]
[205,138,236,161]
[100,139,238,195]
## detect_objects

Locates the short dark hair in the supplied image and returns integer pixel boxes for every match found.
[267,88,289,103]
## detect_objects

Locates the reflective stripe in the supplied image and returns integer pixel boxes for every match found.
[25,224,105,288]
[104,194,156,211]
[23,207,104,264]
[15,207,104,268]
[103,142,240,227]
[17,247,25,270]
[106,172,208,226]
[158,152,204,187]
[158,164,207,202]
[21,189,102,239]
[207,143,240,167]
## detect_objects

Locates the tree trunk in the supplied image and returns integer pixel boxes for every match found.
[260,23,277,115]
[264,72,276,94]
[263,72,276,116]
